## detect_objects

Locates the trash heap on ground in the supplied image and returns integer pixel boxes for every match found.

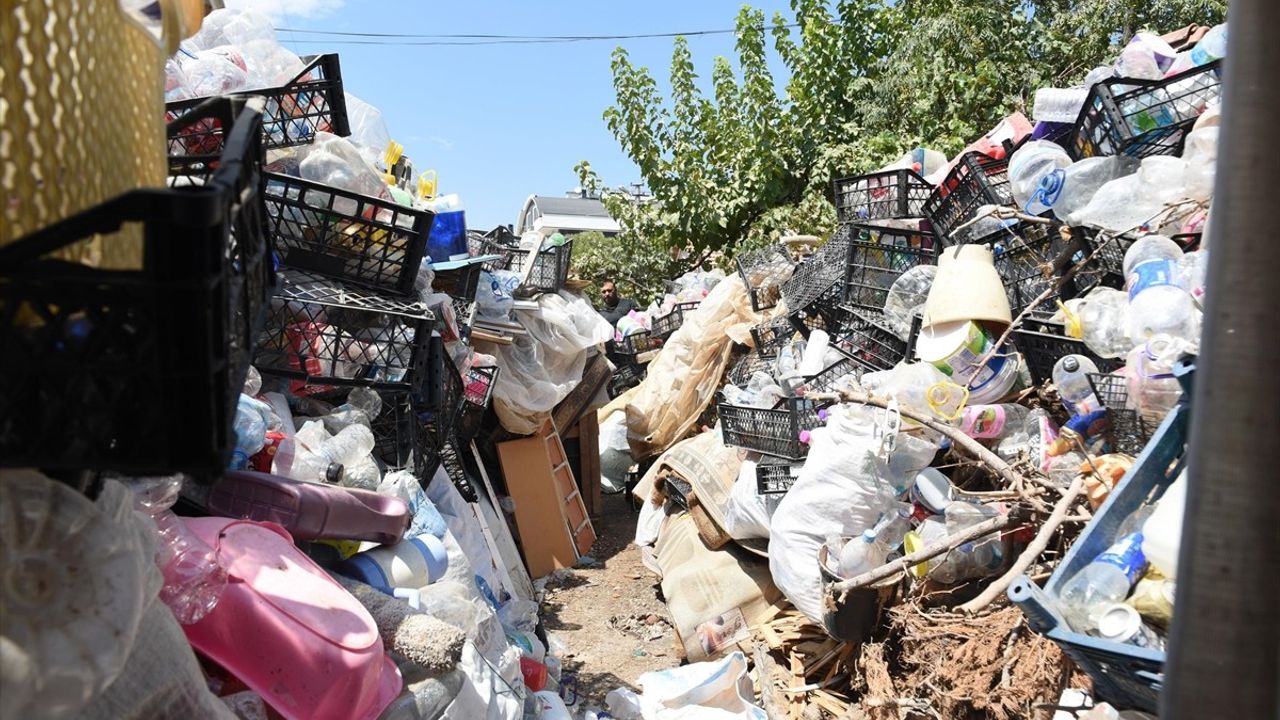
[3,7,625,720]
[599,21,1222,720]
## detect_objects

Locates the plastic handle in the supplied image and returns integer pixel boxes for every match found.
[417,170,438,200]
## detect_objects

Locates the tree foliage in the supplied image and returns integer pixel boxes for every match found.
[595,0,1226,260]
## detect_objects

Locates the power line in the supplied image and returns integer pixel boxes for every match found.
[274,22,804,47]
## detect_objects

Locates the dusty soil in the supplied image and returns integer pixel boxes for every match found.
[539,492,678,710]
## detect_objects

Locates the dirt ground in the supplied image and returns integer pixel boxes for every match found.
[538,492,678,711]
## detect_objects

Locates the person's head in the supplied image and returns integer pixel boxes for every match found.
[601,280,619,306]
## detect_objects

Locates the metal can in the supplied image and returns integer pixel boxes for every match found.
[1097,602,1163,650]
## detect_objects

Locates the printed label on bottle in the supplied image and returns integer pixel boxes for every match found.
[962,405,1007,439]
[1094,532,1148,583]
[1127,258,1179,300]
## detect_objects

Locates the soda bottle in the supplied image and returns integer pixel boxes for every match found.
[1057,532,1148,632]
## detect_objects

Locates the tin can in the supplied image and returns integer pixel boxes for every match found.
[1097,602,1163,650]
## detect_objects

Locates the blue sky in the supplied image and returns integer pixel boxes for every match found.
[228,0,794,229]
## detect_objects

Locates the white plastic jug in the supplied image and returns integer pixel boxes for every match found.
[1142,471,1187,578]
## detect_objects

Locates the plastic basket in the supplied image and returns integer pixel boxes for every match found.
[1087,372,1155,456]
[609,361,646,399]
[735,244,795,312]
[781,232,851,314]
[727,350,770,387]
[751,317,799,360]
[414,336,466,451]
[421,437,477,502]
[991,220,1098,315]
[368,389,424,472]
[831,307,909,372]
[922,152,1014,245]
[833,168,933,223]
[718,396,821,460]
[1009,363,1192,712]
[842,224,936,316]
[1070,60,1223,160]
[263,173,433,297]
[457,365,499,442]
[756,457,800,496]
[254,269,434,392]
[1012,314,1120,386]
[166,54,351,150]
[470,227,517,273]
[484,238,574,296]
[0,100,269,476]
[650,301,701,337]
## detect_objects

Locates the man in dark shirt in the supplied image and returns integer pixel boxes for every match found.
[597,279,638,327]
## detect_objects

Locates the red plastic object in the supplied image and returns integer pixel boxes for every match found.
[208,471,410,544]
[520,656,548,692]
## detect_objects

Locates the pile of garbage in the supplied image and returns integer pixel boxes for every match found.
[607,21,1223,720]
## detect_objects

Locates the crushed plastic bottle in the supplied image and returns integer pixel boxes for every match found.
[1052,156,1139,224]
[959,404,1030,443]
[1126,335,1193,425]
[1123,234,1200,344]
[130,476,228,625]
[883,265,937,341]
[1074,286,1133,359]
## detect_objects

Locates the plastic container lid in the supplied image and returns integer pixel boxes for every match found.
[911,467,955,514]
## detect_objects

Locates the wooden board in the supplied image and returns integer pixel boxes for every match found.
[577,414,602,517]
[469,441,536,601]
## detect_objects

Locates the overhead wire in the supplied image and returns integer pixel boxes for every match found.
[274,21,807,46]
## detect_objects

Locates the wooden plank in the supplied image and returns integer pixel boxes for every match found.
[497,432,579,578]
[577,414,602,517]
[469,442,535,600]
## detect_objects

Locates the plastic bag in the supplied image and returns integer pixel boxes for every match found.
[344,93,393,168]
[599,412,633,493]
[723,456,773,540]
[299,132,392,209]
[379,470,448,539]
[476,270,520,320]
[635,652,766,720]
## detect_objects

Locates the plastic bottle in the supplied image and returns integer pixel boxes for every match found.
[1057,533,1148,632]
[1052,355,1102,415]
[873,502,914,550]
[838,530,887,579]
[1032,86,1091,124]
[1125,335,1191,425]
[1142,471,1186,579]
[1178,249,1208,308]
[534,691,573,720]
[883,265,937,341]
[943,501,1004,579]
[959,404,1030,442]
[1075,286,1133,359]
[1052,156,1139,224]
[1008,140,1073,210]
[798,329,830,376]
[1123,234,1200,344]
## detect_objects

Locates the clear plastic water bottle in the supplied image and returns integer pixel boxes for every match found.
[1052,355,1102,415]
[1053,156,1140,224]
[1008,140,1073,210]
[1075,286,1133,359]
[883,265,937,341]
[1057,532,1148,632]
[944,501,1004,579]
[1124,234,1200,344]
[1126,335,1192,425]
[873,502,914,551]
[1178,249,1208,308]
[838,529,886,579]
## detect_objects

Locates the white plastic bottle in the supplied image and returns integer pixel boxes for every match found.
[1142,471,1187,579]
[1057,533,1148,632]
[838,529,887,579]
[1123,234,1199,343]
[1052,355,1102,415]
[944,501,1004,580]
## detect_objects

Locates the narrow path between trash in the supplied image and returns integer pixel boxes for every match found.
[538,493,676,709]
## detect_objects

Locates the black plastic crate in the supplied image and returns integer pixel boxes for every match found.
[751,317,798,360]
[414,335,466,451]
[833,168,933,223]
[1012,314,1120,386]
[470,227,517,273]
[1087,372,1155,456]
[609,361,646,399]
[922,152,1014,245]
[457,365,499,442]
[0,100,269,476]
[263,173,433,297]
[727,350,770,387]
[831,307,909,372]
[799,356,862,397]
[616,329,666,357]
[421,437,476,502]
[842,224,936,316]
[991,220,1097,315]
[781,232,851,314]
[483,238,574,296]
[756,457,800,496]
[1070,60,1223,160]
[254,269,434,391]
[650,301,701,337]
[368,389,424,472]
[718,396,821,460]
[788,281,845,338]
[735,244,795,312]
[166,54,350,150]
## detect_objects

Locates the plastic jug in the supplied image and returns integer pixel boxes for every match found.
[1142,471,1187,579]
[208,471,410,544]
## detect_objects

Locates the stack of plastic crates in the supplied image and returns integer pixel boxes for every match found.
[829,306,910,373]
[413,336,466,452]
[482,235,574,297]
[1011,313,1120,385]
[422,437,477,502]
[1087,372,1155,456]
[735,244,795,312]
[1069,60,1223,160]
[718,356,859,460]
[842,224,936,316]
[833,168,933,224]
[989,220,1097,315]
[922,151,1014,246]
[166,54,351,150]
[1010,361,1194,713]
[0,98,269,477]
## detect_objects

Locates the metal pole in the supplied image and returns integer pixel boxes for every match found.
[1163,1,1280,717]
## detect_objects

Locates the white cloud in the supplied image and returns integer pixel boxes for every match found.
[428,136,455,151]
[223,0,345,21]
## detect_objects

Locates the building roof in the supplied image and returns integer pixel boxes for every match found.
[516,194,621,235]
[531,195,613,218]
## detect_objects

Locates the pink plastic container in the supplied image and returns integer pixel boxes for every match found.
[208,471,410,544]
[183,517,402,720]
